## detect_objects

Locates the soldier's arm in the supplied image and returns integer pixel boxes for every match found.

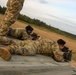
[52,50,64,62]
[0,36,13,45]
[51,42,64,62]
[21,30,30,40]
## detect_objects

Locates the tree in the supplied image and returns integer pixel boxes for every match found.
[0,6,2,13]
[2,7,6,14]
[0,6,6,14]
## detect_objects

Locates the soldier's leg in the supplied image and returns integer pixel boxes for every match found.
[0,0,25,36]
[8,44,36,56]
[0,41,37,61]
[0,36,13,45]
[0,47,11,61]
[0,36,14,61]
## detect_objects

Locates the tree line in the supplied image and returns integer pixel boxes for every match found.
[0,6,6,14]
[0,5,76,39]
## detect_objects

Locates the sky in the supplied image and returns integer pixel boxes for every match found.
[0,0,76,35]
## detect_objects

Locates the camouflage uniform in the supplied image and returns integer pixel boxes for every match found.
[8,28,31,40]
[0,36,64,61]
[0,0,25,36]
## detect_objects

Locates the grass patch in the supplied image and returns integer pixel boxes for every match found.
[18,19,76,40]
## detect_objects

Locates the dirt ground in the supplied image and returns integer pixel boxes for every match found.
[0,14,76,61]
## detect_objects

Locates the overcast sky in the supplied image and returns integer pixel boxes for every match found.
[0,0,76,35]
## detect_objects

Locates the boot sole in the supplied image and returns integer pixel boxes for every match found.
[0,48,11,61]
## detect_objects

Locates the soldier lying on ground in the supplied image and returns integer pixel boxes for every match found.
[57,39,72,62]
[7,25,34,40]
[0,35,64,62]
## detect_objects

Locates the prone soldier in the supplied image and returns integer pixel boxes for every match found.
[0,35,64,62]
[8,25,34,40]
[0,0,36,41]
[0,0,34,40]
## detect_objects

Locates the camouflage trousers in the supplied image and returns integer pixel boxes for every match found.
[0,36,64,61]
[0,0,25,36]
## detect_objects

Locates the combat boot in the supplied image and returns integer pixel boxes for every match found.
[0,47,11,61]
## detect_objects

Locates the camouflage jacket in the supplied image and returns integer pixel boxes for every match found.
[8,28,31,40]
